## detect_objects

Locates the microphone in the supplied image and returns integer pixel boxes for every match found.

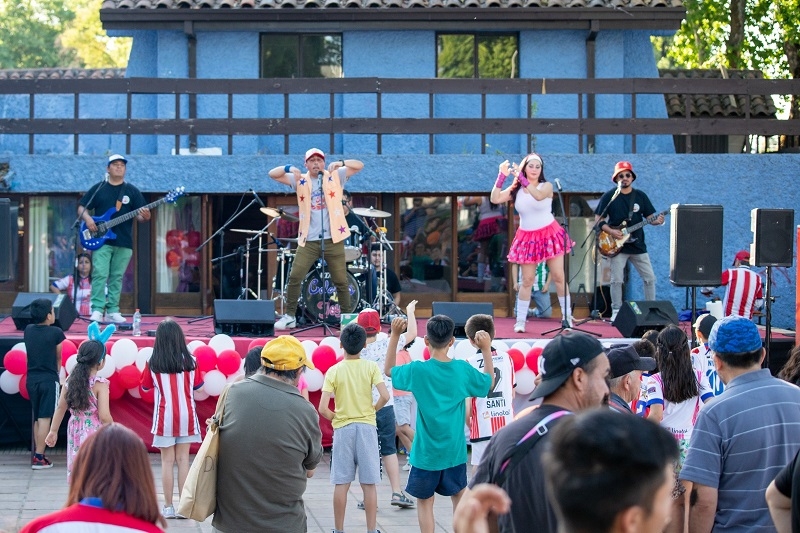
[250,189,264,207]
[342,200,348,206]
[318,171,324,179]
[350,225,361,234]
[617,178,623,190]
[554,178,562,191]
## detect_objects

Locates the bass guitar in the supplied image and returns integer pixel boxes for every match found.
[597,209,669,258]
[80,187,185,250]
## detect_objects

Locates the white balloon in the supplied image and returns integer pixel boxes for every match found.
[96,354,116,379]
[515,368,536,395]
[187,340,206,354]
[0,371,21,395]
[11,342,26,353]
[135,347,153,372]
[319,336,343,356]
[128,386,141,399]
[203,369,227,396]
[110,338,138,368]
[301,340,319,359]
[59,367,67,382]
[510,341,531,354]
[305,368,324,392]
[533,339,550,349]
[209,334,235,353]
[65,354,78,375]
[193,388,209,402]
[454,339,476,361]
[492,340,510,353]
[407,337,425,361]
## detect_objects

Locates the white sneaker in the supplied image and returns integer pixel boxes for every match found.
[89,311,104,322]
[162,505,176,519]
[105,312,127,323]
[513,320,526,333]
[402,462,411,471]
[275,314,297,330]
[610,309,619,322]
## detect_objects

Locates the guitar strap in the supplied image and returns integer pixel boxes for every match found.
[114,182,128,212]
[625,189,636,222]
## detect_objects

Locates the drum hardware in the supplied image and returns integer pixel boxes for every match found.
[351,207,392,219]
[260,206,300,223]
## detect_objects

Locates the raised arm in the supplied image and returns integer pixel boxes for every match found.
[490,160,516,204]
[405,300,418,340]
[327,158,364,178]
[268,164,302,187]
[473,330,495,389]
[385,316,407,377]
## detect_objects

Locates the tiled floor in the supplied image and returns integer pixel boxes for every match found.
[0,448,456,532]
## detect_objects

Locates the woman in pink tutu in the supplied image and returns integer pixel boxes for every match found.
[490,153,573,332]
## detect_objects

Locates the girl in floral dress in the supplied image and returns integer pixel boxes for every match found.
[490,153,573,332]
[46,340,112,480]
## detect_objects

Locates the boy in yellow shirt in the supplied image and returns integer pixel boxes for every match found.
[319,322,390,533]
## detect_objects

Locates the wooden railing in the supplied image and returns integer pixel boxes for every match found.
[0,76,798,154]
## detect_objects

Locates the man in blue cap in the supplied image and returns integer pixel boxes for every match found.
[680,315,800,533]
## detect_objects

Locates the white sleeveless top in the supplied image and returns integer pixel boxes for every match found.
[515,183,554,231]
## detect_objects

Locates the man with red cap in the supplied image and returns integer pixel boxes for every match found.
[718,249,763,319]
[594,161,664,322]
[268,148,364,329]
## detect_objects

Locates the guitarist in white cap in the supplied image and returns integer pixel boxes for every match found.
[594,161,664,322]
[78,154,150,323]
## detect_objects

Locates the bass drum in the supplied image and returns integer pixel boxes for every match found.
[301,266,361,323]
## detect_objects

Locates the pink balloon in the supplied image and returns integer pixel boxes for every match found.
[247,339,268,352]
[108,375,126,400]
[507,348,524,372]
[116,365,142,390]
[3,349,26,375]
[423,346,431,361]
[19,374,29,400]
[60,340,78,366]
[217,349,242,376]
[525,346,543,372]
[194,345,218,373]
[312,345,338,374]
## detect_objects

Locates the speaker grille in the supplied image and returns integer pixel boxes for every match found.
[751,208,794,267]
[670,204,723,286]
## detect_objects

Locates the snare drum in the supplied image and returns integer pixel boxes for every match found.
[344,246,362,263]
[301,265,361,323]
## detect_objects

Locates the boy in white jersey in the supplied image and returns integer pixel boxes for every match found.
[464,313,515,473]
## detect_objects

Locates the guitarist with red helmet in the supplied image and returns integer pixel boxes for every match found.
[594,161,664,322]
[78,154,150,323]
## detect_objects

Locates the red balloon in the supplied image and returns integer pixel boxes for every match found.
[423,346,431,361]
[166,248,182,270]
[186,230,201,248]
[506,348,524,372]
[194,346,218,373]
[217,349,242,376]
[139,384,155,404]
[525,346,543,373]
[108,375,126,400]
[3,349,27,375]
[61,340,78,366]
[19,374,29,400]
[247,339,268,352]
[312,345,338,374]
[105,340,115,355]
[116,364,142,390]
[166,229,184,249]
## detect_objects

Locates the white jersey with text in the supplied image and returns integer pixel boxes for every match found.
[467,348,515,442]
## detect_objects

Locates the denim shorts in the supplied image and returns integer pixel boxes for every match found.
[376,405,397,456]
[152,434,202,448]
[405,463,467,499]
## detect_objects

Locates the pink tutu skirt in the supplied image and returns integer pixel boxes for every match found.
[472,216,504,241]
[507,219,573,264]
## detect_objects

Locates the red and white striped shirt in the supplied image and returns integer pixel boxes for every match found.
[141,363,202,438]
[721,267,763,319]
[19,502,162,533]
[467,349,515,442]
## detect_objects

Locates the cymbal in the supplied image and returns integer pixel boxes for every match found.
[230,228,265,235]
[260,206,300,223]
[352,207,391,218]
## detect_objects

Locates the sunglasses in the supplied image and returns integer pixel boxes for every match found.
[618,172,633,179]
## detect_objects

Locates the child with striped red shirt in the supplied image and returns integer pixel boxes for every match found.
[140,319,203,519]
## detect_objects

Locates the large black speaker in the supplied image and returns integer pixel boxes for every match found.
[751,208,794,267]
[12,292,78,331]
[670,204,723,286]
[431,301,494,337]
[0,198,11,282]
[612,300,678,338]
[213,299,275,336]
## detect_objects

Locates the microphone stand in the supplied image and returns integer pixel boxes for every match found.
[542,179,600,337]
[70,176,106,322]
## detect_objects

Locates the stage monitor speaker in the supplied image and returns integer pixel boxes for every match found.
[431,301,494,337]
[670,204,723,286]
[12,292,78,331]
[0,198,10,282]
[612,300,678,338]
[213,299,275,337]
[751,208,794,267]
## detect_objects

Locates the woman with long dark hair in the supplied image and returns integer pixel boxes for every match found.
[778,344,800,385]
[645,325,713,533]
[490,153,573,332]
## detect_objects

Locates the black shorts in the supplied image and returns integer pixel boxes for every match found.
[376,405,397,456]
[29,380,59,421]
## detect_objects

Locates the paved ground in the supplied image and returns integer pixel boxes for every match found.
[0,447,456,533]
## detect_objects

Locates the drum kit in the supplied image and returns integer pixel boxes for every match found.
[230,205,403,326]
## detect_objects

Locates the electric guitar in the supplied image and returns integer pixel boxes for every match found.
[597,209,669,258]
[80,187,185,250]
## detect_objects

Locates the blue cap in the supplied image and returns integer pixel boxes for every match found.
[708,315,762,354]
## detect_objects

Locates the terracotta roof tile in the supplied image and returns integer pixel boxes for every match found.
[99,0,682,8]
[0,68,126,80]
[659,69,777,119]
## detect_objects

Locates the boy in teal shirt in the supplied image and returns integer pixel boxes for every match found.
[385,315,493,533]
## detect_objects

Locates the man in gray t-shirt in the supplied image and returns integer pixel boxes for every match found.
[681,316,800,533]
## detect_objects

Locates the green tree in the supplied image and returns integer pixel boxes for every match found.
[61,0,131,68]
[0,0,76,68]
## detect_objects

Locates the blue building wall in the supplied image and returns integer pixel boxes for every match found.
[3,152,798,328]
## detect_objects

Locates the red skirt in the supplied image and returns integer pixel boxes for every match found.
[507,219,573,264]
[472,216,504,241]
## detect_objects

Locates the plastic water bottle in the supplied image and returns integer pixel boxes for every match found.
[132,309,142,336]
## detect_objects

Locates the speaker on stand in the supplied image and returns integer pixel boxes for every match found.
[750,208,795,368]
[11,293,78,331]
[612,300,679,338]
